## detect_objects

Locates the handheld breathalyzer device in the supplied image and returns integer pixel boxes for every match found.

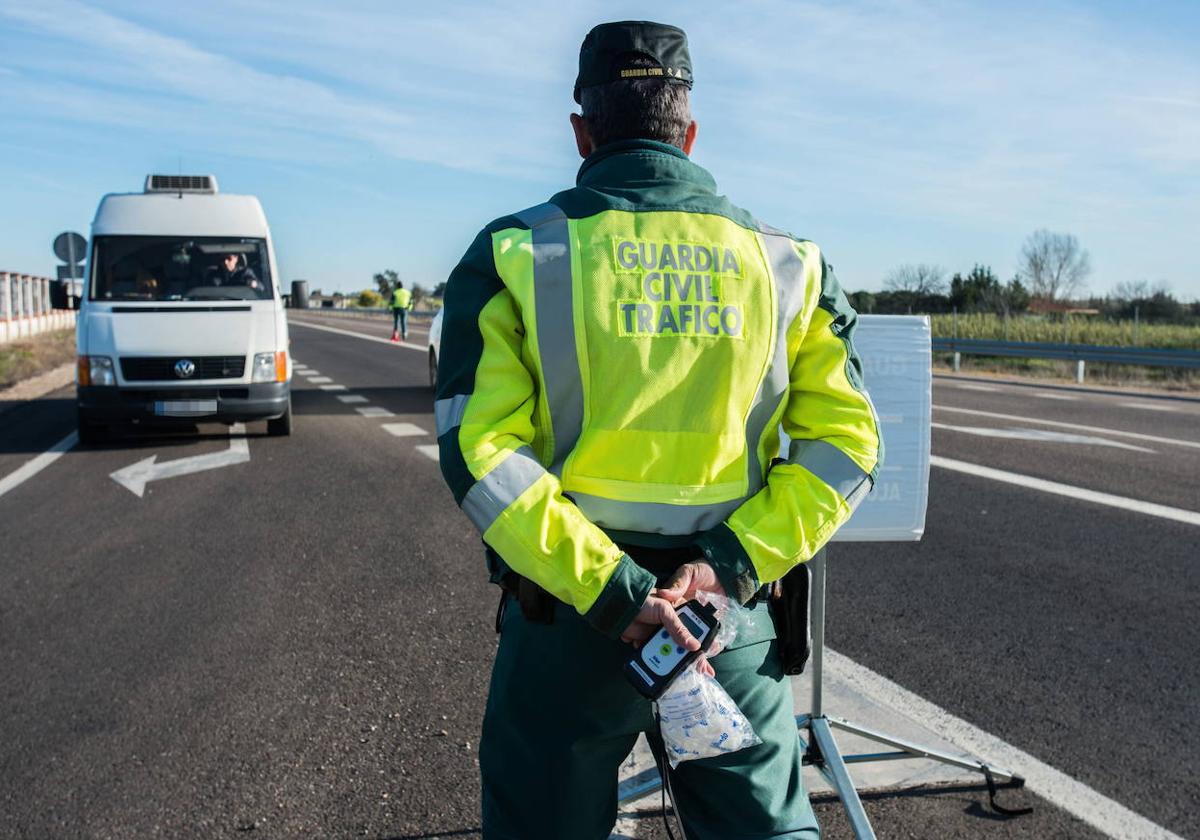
[623,599,720,700]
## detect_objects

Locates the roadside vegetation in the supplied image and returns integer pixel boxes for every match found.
[0,329,76,390]
[929,313,1199,350]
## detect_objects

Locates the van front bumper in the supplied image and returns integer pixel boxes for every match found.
[77,382,290,423]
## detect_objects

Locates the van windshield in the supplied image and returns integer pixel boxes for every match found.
[90,236,273,301]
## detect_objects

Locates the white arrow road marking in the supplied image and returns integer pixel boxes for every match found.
[931,422,1155,453]
[109,424,250,497]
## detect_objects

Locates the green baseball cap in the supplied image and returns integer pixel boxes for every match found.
[573,20,693,104]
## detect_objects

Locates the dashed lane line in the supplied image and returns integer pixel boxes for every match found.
[1031,392,1077,400]
[356,406,395,418]
[289,318,428,352]
[306,376,333,384]
[319,384,347,392]
[416,445,439,461]
[945,383,999,392]
[825,648,1186,840]
[0,432,78,500]
[382,423,427,437]
[931,456,1200,526]
[934,405,1200,450]
[337,395,368,404]
[299,369,320,376]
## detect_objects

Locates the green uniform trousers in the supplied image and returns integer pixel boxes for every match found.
[479,584,819,839]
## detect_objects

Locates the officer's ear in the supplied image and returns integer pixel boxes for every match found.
[682,120,698,155]
[570,112,593,159]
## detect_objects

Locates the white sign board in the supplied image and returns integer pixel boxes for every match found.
[815,314,931,542]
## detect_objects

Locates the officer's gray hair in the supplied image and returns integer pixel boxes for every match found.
[580,56,691,149]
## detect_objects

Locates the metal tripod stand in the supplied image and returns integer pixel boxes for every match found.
[618,548,1024,839]
[795,547,1023,838]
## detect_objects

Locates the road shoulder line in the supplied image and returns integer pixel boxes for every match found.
[0,431,78,500]
[931,455,1200,526]
[934,405,1200,449]
[826,648,1185,840]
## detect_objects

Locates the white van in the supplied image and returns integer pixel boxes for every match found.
[75,174,292,443]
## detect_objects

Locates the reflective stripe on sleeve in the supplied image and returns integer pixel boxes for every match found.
[514,202,583,476]
[461,446,546,534]
[787,439,871,510]
[745,230,810,487]
[434,394,470,436]
[569,492,743,536]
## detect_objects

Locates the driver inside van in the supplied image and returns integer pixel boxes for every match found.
[209,252,262,291]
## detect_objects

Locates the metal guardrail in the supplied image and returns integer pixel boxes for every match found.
[932,337,1200,382]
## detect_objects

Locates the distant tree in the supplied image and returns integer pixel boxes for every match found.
[884,263,947,296]
[357,289,383,308]
[949,265,1000,312]
[847,290,876,314]
[432,281,448,298]
[373,270,400,298]
[410,284,429,309]
[1017,230,1091,302]
[1004,277,1031,314]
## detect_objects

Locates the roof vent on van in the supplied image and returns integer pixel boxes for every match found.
[144,174,219,194]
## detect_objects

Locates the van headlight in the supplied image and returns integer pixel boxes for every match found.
[79,355,115,387]
[252,352,278,382]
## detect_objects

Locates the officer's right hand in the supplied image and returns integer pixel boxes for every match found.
[621,594,701,653]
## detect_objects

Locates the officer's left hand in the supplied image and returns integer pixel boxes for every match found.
[655,561,727,606]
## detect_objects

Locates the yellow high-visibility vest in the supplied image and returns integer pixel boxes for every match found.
[435,140,881,637]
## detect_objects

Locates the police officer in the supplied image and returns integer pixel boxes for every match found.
[436,20,881,840]
[390,281,413,342]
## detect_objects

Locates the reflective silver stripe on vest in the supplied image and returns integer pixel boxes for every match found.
[570,492,743,536]
[461,446,546,534]
[514,203,582,476]
[745,231,810,488]
[787,439,870,509]
[434,394,470,436]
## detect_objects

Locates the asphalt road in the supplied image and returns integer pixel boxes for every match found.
[1,313,1196,840]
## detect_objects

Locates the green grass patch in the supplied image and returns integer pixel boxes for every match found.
[931,313,1200,350]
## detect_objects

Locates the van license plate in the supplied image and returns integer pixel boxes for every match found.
[155,400,218,417]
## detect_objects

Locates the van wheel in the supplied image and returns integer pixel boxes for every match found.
[77,409,107,446]
[267,399,292,437]
[428,349,438,391]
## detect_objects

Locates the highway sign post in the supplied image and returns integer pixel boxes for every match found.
[52,231,87,305]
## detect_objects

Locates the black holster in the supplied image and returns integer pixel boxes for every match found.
[770,561,812,676]
[497,572,556,630]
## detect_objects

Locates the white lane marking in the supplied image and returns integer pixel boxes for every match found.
[306,376,333,384]
[1032,392,1077,400]
[0,431,78,500]
[109,424,250,498]
[946,383,1000,392]
[934,405,1200,450]
[299,369,320,376]
[1120,402,1178,412]
[931,456,1200,526]
[319,384,347,391]
[356,406,395,418]
[288,318,428,353]
[382,422,427,437]
[931,422,1154,453]
[337,395,368,404]
[416,445,439,461]
[825,648,1186,840]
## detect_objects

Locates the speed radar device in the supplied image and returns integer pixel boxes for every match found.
[624,599,720,700]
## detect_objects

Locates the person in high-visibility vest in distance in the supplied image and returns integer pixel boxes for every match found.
[389,281,412,342]
[435,20,881,840]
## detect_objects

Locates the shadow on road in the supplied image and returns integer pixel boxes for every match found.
[378,830,481,840]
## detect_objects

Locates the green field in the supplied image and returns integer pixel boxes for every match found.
[930,313,1200,350]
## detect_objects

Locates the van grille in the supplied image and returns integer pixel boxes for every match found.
[120,356,245,381]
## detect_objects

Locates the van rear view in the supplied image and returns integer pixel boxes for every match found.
[75,175,292,442]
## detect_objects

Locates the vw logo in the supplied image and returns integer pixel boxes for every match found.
[174,359,196,379]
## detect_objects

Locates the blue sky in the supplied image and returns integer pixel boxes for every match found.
[1,0,1198,300]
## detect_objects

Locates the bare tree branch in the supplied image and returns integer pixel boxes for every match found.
[1017,230,1091,302]
[883,263,947,296]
